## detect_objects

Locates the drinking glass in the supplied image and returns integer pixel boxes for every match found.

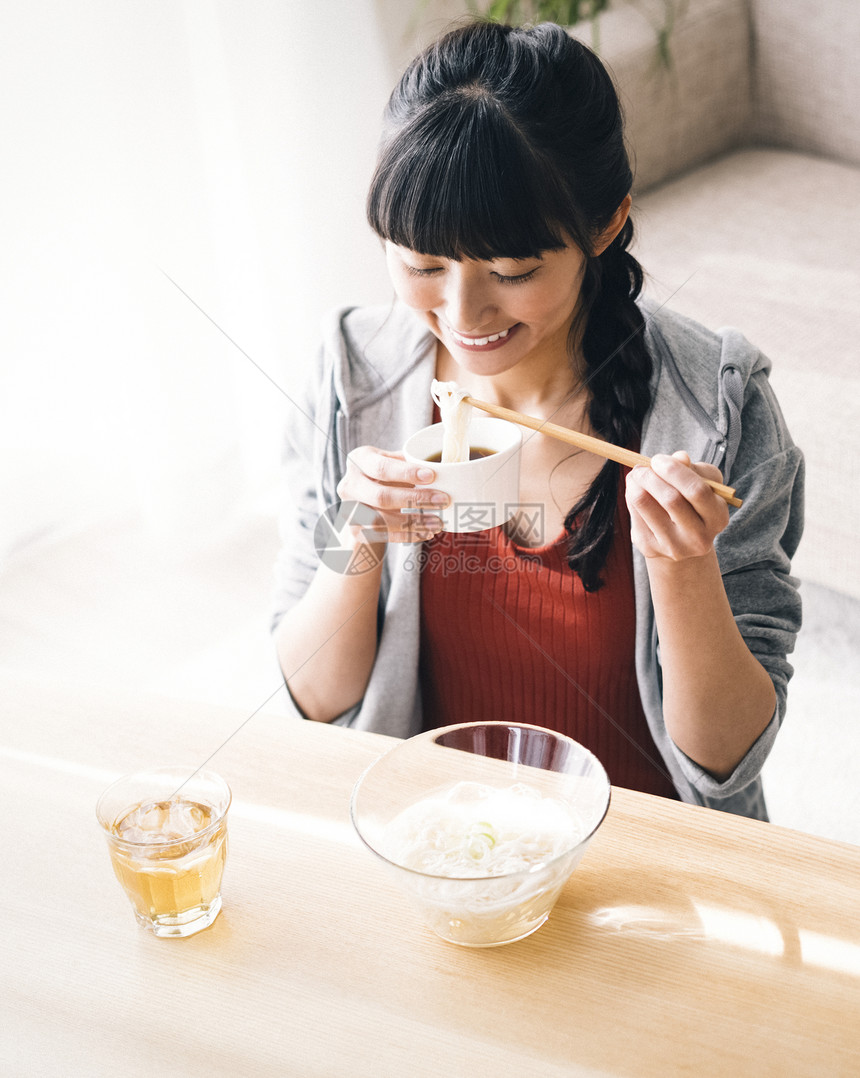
[96,766,231,938]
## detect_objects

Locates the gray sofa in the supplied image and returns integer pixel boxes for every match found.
[577,0,860,599]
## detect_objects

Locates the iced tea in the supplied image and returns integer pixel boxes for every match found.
[97,768,231,937]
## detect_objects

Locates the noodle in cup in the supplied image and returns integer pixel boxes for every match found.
[350,722,610,947]
[403,418,521,533]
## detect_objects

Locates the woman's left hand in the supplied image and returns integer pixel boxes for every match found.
[625,451,730,561]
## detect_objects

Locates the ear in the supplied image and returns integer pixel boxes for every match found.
[593,194,632,256]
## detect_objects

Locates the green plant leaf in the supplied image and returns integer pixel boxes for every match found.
[486,0,517,22]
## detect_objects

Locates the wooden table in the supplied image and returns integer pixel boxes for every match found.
[2,674,860,1077]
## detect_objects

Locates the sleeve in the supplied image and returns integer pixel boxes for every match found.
[270,345,334,636]
[669,365,805,800]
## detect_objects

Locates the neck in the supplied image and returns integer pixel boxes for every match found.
[474,363,582,413]
[436,344,590,427]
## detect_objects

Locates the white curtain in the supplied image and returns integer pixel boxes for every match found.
[1,0,408,557]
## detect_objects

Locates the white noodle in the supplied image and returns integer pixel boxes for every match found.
[381,781,586,944]
[383,781,582,879]
[431,379,472,463]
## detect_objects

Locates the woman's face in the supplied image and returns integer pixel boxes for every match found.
[384,241,587,378]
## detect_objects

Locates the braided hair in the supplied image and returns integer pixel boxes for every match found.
[367,20,652,590]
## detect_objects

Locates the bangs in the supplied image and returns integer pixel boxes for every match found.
[367,91,576,261]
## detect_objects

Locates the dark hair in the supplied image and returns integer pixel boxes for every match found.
[367,21,651,590]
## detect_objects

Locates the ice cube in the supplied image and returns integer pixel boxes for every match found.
[115,798,212,843]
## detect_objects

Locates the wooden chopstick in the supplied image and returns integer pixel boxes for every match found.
[464,396,743,508]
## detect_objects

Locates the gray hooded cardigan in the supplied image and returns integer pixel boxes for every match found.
[273,299,804,820]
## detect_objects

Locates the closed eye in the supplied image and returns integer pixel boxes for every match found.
[493,269,539,285]
[404,265,443,278]
[403,264,538,284]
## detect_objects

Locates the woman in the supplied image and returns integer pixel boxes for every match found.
[272,21,803,818]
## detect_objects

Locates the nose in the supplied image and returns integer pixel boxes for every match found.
[442,267,495,334]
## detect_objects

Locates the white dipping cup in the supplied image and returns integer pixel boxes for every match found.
[403,418,522,533]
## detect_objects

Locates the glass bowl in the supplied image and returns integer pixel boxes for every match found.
[350,722,610,947]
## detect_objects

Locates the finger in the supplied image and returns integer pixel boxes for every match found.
[347,446,437,487]
[652,455,730,537]
[386,515,444,543]
[649,454,722,524]
[668,448,726,487]
[689,459,725,483]
[626,498,658,553]
[381,482,449,515]
[350,521,391,546]
[629,462,712,541]
[340,469,449,514]
[629,462,694,525]
[627,464,724,559]
[660,452,726,489]
[627,465,676,536]
[349,506,444,544]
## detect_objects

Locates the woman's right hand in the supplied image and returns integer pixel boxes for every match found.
[336,446,449,543]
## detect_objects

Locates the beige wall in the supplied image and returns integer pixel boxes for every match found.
[373,0,474,80]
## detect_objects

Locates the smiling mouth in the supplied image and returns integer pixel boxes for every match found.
[448,324,519,349]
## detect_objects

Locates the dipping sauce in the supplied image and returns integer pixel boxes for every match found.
[425,447,496,462]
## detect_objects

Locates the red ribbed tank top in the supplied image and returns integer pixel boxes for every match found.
[418,481,678,799]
